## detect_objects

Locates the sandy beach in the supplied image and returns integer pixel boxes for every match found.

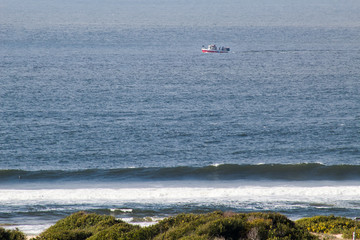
[26,235,37,240]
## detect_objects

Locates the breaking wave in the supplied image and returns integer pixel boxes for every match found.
[2,163,360,183]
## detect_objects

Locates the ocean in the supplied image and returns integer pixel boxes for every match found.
[1,0,360,235]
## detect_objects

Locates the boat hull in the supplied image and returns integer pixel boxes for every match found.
[202,49,229,53]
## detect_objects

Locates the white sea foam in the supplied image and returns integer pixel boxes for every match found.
[211,163,223,167]
[1,185,360,206]
[5,224,53,236]
[110,208,133,213]
[118,217,161,227]
[3,184,360,235]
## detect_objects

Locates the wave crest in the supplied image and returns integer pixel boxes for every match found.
[1,163,360,182]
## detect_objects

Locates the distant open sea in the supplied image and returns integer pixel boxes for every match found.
[1,0,360,235]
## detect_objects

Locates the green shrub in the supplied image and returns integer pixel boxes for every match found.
[296,215,354,234]
[0,227,26,240]
[198,217,247,239]
[35,212,127,240]
[129,211,315,240]
[35,211,318,240]
[37,230,92,240]
[296,215,359,239]
[88,222,140,240]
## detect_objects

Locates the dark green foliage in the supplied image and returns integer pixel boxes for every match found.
[35,230,92,240]
[194,216,247,239]
[88,222,140,240]
[244,212,316,240]
[5,212,360,240]
[34,211,137,240]
[0,227,26,240]
[35,211,318,240]
[92,211,315,240]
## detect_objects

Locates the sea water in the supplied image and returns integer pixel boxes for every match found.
[1,0,360,235]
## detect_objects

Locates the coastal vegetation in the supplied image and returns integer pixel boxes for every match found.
[0,227,25,240]
[31,211,316,240]
[5,211,360,240]
[295,215,358,239]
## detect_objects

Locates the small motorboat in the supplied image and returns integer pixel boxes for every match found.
[202,44,230,53]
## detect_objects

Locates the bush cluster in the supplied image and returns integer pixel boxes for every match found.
[295,215,358,239]
[32,211,316,240]
[33,212,139,240]
[0,227,26,240]
[12,211,360,240]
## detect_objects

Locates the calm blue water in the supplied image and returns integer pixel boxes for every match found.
[1,0,360,235]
